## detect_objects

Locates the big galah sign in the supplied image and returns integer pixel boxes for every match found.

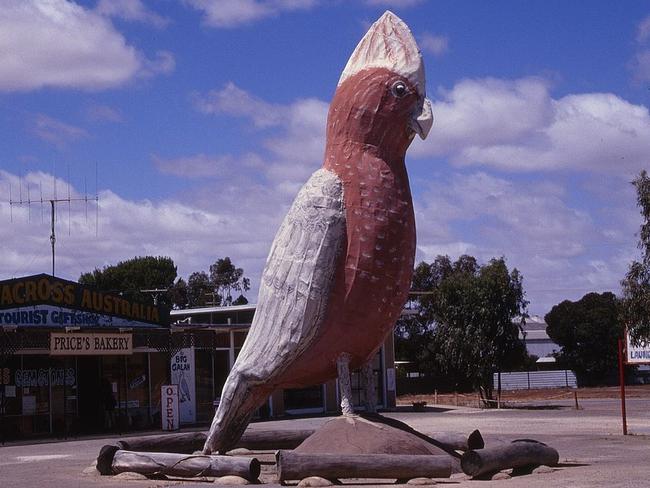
[204,11,433,454]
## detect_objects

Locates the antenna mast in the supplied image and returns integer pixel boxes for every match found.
[9,169,99,277]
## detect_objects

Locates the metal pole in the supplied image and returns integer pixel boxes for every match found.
[618,338,628,435]
[63,357,67,439]
[50,200,55,276]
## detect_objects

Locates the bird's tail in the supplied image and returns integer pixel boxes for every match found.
[203,369,271,454]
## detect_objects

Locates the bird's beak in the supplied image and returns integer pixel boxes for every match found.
[410,98,433,140]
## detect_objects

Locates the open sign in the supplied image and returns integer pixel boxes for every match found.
[161,384,179,431]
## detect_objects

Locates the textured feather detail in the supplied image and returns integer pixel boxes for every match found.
[231,168,345,382]
[204,168,345,453]
[338,11,425,96]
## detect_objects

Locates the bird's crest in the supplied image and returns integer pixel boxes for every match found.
[338,11,426,97]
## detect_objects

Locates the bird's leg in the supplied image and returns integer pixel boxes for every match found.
[336,353,354,415]
[361,361,377,413]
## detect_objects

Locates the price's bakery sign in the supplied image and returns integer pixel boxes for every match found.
[50,332,133,355]
[0,274,169,328]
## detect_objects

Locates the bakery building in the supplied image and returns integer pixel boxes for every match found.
[0,274,170,440]
[0,274,399,441]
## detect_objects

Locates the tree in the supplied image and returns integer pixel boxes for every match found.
[79,256,177,307]
[187,271,212,307]
[545,292,622,386]
[209,257,251,306]
[621,170,650,341]
[397,255,528,402]
[168,278,189,309]
[180,258,251,308]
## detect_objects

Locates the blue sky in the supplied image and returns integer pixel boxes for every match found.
[2,0,650,316]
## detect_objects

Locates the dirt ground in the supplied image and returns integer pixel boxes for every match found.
[397,384,650,408]
[1,390,648,488]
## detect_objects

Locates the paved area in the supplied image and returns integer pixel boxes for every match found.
[0,397,648,487]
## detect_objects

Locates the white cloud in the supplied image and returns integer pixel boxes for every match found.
[412,77,650,174]
[419,33,449,57]
[637,15,650,43]
[0,0,173,92]
[630,49,650,83]
[411,171,622,313]
[192,82,286,127]
[139,50,176,77]
[153,153,263,178]
[194,83,329,189]
[32,114,88,148]
[85,104,123,123]
[365,0,423,7]
[96,0,170,28]
[183,0,317,28]
[0,170,279,292]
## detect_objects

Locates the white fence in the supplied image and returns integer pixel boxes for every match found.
[493,370,577,390]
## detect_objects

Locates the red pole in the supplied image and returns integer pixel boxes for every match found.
[618,338,627,435]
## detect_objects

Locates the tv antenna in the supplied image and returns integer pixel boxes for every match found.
[8,163,99,277]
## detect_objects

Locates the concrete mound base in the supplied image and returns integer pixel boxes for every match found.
[295,416,448,456]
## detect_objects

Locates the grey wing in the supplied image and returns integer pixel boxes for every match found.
[232,168,345,381]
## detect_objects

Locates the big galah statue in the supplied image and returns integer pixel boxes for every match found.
[204,11,433,454]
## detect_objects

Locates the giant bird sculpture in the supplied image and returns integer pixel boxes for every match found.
[204,11,433,454]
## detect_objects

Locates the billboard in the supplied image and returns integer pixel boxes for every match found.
[171,347,196,424]
[626,333,650,364]
[50,332,132,355]
[0,274,169,328]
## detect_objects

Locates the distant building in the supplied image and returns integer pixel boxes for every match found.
[520,315,560,363]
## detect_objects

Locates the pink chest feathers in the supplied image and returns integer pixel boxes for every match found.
[323,153,416,365]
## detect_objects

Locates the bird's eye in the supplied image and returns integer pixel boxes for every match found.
[391,81,408,98]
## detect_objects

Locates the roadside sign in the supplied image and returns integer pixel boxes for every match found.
[626,333,650,364]
[161,384,179,431]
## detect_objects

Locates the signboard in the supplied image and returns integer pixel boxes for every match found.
[50,332,133,356]
[626,333,650,364]
[171,348,196,423]
[161,384,180,431]
[0,274,169,328]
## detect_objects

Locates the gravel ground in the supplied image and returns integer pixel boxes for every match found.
[0,397,648,487]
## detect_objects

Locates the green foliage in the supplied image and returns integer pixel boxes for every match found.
[175,257,251,308]
[545,292,622,386]
[186,271,212,307]
[621,170,650,341]
[78,255,252,309]
[209,257,251,306]
[396,255,528,400]
[79,256,177,307]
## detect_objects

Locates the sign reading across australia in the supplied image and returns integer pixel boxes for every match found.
[0,274,169,329]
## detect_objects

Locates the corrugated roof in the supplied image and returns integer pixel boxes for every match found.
[170,303,257,315]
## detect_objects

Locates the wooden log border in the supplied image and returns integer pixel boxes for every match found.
[276,450,452,481]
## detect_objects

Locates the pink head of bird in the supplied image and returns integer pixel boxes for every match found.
[327,11,433,156]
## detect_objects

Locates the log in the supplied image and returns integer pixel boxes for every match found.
[426,429,484,451]
[116,429,314,453]
[98,448,260,480]
[460,440,559,477]
[116,432,205,453]
[238,429,315,450]
[276,450,452,481]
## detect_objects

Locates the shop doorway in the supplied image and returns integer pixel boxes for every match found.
[77,357,103,433]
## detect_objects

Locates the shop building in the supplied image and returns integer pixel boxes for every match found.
[0,274,399,440]
[0,274,171,440]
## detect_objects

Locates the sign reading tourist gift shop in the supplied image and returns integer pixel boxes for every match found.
[50,332,133,355]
